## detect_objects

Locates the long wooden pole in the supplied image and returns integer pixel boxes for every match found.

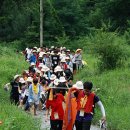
[40,0,43,47]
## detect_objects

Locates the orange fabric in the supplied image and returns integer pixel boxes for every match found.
[49,89,53,100]
[84,93,95,113]
[62,87,78,130]
[77,92,95,113]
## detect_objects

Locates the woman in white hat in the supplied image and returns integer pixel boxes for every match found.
[49,74,57,88]
[54,66,65,79]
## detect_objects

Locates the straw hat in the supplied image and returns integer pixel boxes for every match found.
[54,79,59,86]
[41,65,49,72]
[54,66,63,72]
[50,74,57,80]
[73,81,83,89]
[14,74,20,80]
[38,63,44,68]
[30,62,35,66]
[76,48,82,52]
[26,77,33,82]
[59,76,66,82]
[61,58,66,63]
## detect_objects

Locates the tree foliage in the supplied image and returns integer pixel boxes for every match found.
[0,0,130,45]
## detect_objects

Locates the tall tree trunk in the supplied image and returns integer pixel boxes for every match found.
[40,0,43,47]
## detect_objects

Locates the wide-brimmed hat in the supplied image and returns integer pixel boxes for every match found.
[54,66,63,72]
[38,63,44,68]
[43,74,49,80]
[14,74,20,80]
[61,58,66,63]
[59,76,66,82]
[54,79,59,86]
[30,62,36,66]
[19,78,26,84]
[73,81,83,89]
[41,65,49,72]
[76,48,82,52]
[50,74,57,80]
[26,77,33,82]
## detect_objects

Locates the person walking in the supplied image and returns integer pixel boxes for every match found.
[75,81,106,130]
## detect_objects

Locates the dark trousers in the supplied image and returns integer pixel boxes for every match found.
[75,120,91,130]
[50,120,63,130]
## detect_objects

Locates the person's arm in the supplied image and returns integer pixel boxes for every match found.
[97,101,106,121]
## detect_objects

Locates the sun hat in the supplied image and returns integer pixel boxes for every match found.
[32,50,37,53]
[36,69,41,74]
[61,58,66,63]
[19,78,26,84]
[50,74,57,80]
[26,77,33,82]
[54,66,63,72]
[30,62,36,66]
[54,79,59,86]
[14,74,20,80]
[38,63,44,68]
[76,48,82,53]
[41,65,50,72]
[73,81,83,89]
[44,74,49,80]
[59,76,66,83]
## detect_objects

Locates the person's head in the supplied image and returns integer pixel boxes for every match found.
[41,79,46,86]
[14,75,20,82]
[33,78,38,85]
[84,81,93,95]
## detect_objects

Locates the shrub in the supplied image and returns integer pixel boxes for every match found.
[92,31,127,71]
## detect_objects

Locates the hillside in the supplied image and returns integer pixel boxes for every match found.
[0,45,40,130]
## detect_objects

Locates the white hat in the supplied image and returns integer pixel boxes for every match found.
[51,46,54,49]
[39,54,43,58]
[51,51,54,55]
[59,76,66,82]
[73,81,83,89]
[61,58,66,63]
[41,65,50,72]
[36,70,41,74]
[30,62,35,66]
[26,77,33,82]
[54,66,63,72]
[54,79,59,86]
[32,50,37,53]
[19,78,25,84]
[44,74,48,80]
[33,46,37,49]
[14,75,20,80]
[50,74,56,80]
[38,63,44,68]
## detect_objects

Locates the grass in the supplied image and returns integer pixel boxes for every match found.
[0,45,40,130]
[74,52,130,130]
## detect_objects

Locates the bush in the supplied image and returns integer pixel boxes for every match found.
[92,31,127,71]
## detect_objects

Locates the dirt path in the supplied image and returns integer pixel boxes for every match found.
[36,110,100,130]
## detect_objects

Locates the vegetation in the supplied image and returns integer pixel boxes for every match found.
[0,45,40,130]
[0,0,130,129]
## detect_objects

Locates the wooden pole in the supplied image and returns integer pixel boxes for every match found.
[40,0,43,47]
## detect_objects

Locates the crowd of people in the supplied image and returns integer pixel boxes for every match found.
[5,46,106,130]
